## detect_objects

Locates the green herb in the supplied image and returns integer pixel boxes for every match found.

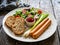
[26,11,30,15]
[21,14,27,18]
[15,11,22,15]
[30,11,36,15]
[30,7,34,11]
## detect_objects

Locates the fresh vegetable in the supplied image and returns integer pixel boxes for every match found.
[26,11,30,15]
[13,8,42,19]
[23,30,31,38]
[21,14,27,19]
[16,11,22,15]
[23,13,49,37]
[30,7,35,11]
[30,13,49,30]
[30,11,36,15]
[37,10,42,14]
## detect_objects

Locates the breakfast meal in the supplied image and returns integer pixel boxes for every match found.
[5,7,51,39]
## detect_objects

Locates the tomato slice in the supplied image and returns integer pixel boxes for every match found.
[38,10,42,14]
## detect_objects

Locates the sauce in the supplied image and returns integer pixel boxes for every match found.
[26,17,34,22]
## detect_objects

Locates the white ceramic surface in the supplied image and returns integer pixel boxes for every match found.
[2,7,57,42]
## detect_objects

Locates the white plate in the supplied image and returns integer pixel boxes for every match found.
[2,7,57,42]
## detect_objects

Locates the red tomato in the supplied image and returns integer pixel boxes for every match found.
[38,10,42,14]
[22,9,26,14]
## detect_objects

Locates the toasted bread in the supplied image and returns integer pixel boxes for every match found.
[5,16,25,35]
[12,17,25,35]
[5,16,15,28]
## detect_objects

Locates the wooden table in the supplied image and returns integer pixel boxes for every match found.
[0,0,60,45]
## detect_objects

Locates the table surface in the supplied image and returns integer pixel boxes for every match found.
[0,0,60,45]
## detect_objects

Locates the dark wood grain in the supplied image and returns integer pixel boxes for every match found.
[52,0,60,39]
[0,27,59,45]
[0,0,60,45]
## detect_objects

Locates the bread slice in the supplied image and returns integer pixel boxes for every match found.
[5,16,15,28]
[5,16,25,35]
[12,17,25,35]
